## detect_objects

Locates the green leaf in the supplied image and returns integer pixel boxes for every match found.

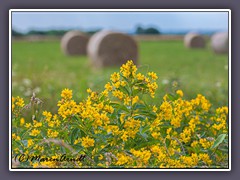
[60,146,66,154]
[138,125,150,141]
[133,115,146,121]
[99,95,105,101]
[132,88,140,96]
[109,102,121,108]
[134,139,160,149]
[137,83,147,88]
[70,128,79,145]
[120,74,130,83]
[118,86,130,95]
[218,147,228,153]
[21,140,28,147]
[140,125,150,134]
[167,93,177,101]
[211,134,227,149]
[165,138,171,148]
[133,103,146,110]
[138,110,157,119]
[119,105,130,113]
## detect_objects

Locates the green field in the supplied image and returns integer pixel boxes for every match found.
[12,40,228,113]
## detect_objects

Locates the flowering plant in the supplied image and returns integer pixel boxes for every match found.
[12,60,228,168]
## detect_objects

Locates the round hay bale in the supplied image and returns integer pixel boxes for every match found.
[87,30,138,68]
[61,31,89,56]
[211,32,228,54]
[184,32,206,48]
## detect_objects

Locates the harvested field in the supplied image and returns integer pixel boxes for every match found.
[12,39,228,113]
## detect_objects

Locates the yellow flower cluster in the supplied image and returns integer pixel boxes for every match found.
[211,107,228,133]
[47,129,59,138]
[115,153,130,166]
[29,129,40,136]
[20,117,25,126]
[28,139,34,148]
[123,117,141,139]
[180,153,199,167]
[176,90,184,97]
[130,148,152,166]
[12,96,25,110]
[12,96,25,117]
[105,60,159,100]
[61,88,72,99]
[199,153,212,165]
[120,60,137,78]
[199,138,214,149]
[12,60,228,169]
[81,136,95,148]
[12,133,21,141]
[191,94,211,112]
[57,99,80,119]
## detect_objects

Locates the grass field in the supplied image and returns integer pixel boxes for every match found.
[12,39,228,113]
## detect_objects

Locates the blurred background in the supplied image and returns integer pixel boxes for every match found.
[11,11,229,113]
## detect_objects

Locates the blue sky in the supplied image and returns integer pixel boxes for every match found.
[12,11,229,33]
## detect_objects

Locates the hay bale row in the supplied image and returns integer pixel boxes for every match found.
[61,30,138,68]
[184,32,228,54]
[61,30,228,68]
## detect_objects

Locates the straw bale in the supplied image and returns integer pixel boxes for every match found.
[184,32,206,48]
[87,30,138,67]
[211,32,228,54]
[61,31,89,56]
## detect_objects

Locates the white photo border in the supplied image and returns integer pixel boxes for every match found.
[9,9,231,171]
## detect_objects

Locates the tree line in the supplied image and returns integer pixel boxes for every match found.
[12,26,161,37]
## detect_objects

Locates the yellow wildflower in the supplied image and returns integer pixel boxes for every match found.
[151,132,160,139]
[32,162,39,168]
[176,90,184,97]
[121,131,128,141]
[25,123,31,128]
[81,136,95,148]
[110,72,120,83]
[114,81,121,88]
[87,88,92,93]
[33,120,42,128]
[132,96,139,105]
[29,129,40,136]
[148,72,158,80]
[152,105,158,113]
[42,111,52,121]
[47,129,59,138]
[199,138,213,149]
[136,73,145,81]
[160,101,173,120]
[116,153,130,165]
[74,138,81,145]
[20,117,25,126]
[99,154,104,160]
[28,139,34,148]
[120,81,127,86]
[105,82,113,91]
[12,133,21,141]
[112,90,124,100]
[199,153,212,165]
[124,96,131,105]
[61,88,72,99]
[191,141,199,148]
